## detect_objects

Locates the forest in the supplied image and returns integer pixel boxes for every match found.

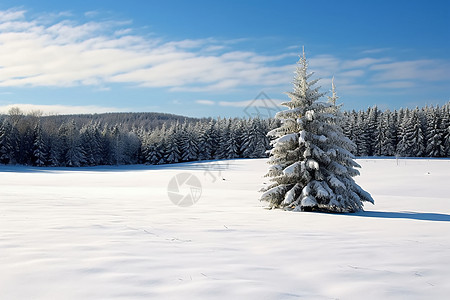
[0,102,449,167]
[0,110,275,167]
[342,103,450,157]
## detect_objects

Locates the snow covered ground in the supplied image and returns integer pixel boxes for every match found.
[1,158,450,299]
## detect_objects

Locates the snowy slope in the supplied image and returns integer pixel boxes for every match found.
[1,158,450,299]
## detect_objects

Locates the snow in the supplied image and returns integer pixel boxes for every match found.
[306,158,319,170]
[328,174,346,189]
[276,132,297,144]
[282,161,300,175]
[300,195,318,207]
[1,158,450,299]
[305,110,315,121]
[282,183,300,206]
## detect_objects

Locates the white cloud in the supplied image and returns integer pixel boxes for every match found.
[0,103,126,115]
[360,48,390,54]
[0,7,448,99]
[309,55,341,71]
[114,28,132,36]
[218,100,255,107]
[203,45,226,52]
[303,54,450,95]
[370,60,450,82]
[195,100,215,105]
[374,81,416,89]
[195,98,285,108]
[339,70,365,78]
[0,9,292,91]
[221,98,285,108]
[84,11,99,18]
[0,8,25,22]
[341,58,390,69]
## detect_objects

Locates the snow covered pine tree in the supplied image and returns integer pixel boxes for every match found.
[260,48,374,212]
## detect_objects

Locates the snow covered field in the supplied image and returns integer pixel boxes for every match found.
[1,158,450,299]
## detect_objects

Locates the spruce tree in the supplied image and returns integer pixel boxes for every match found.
[409,108,426,156]
[197,122,213,160]
[354,112,369,156]
[145,129,164,164]
[32,122,49,166]
[165,123,181,163]
[0,120,13,164]
[215,118,229,159]
[80,123,95,166]
[180,122,199,162]
[379,111,396,156]
[366,106,379,156]
[238,118,267,158]
[396,109,411,156]
[59,120,85,167]
[442,105,450,156]
[224,120,240,159]
[426,108,445,157]
[260,48,374,212]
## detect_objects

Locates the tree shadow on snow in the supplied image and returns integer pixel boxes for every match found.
[350,211,450,222]
[0,159,238,173]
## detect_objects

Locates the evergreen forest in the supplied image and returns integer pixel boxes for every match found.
[0,103,449,167]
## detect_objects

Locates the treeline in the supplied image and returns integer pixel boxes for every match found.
[45,112,203,131]
[1,102,449,167]
[0,112,276,167]
[341,103,450,157]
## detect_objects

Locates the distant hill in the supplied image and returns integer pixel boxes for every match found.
[40,112,206,130]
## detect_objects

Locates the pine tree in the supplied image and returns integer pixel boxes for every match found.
[341,111,353,143]
[197,121,213,160]
[0,120,13,164]
[32,122,49,166]
[107,125,139,165]
[396,109,411,156]
[260,49,374,212]
[426,108,445,157]
[366,106,379,156]
[374,116,384,156]
[354,112,369,156]
[144,129,163,164]
[251,118,269,158]
[59,120,85,167]
[409,108,426,156]
[396,108,425,156]
[19,127,35,165]
[442,105,450,156]
[379,111,396,156]
[215,118,229,159]
[223,120,240,159]
[122,131,140,164]
[80,123,96,166]
[240,119,257,158]
[165,123,181,163]
[180,122,199,162]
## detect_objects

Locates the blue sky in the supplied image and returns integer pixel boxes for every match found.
[0,0,449,117]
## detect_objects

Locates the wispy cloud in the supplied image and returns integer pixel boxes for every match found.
[370,60,450,82]
[0,8,292,91]
[0,8,25,21]
[0,7,449,102]
[374,81,415,89]
[360,48,390,54]
[341,57,391,69]
[309,54,450,96]
[0,103,127,115]
[196,98,285,108]
[195,100,215,105]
